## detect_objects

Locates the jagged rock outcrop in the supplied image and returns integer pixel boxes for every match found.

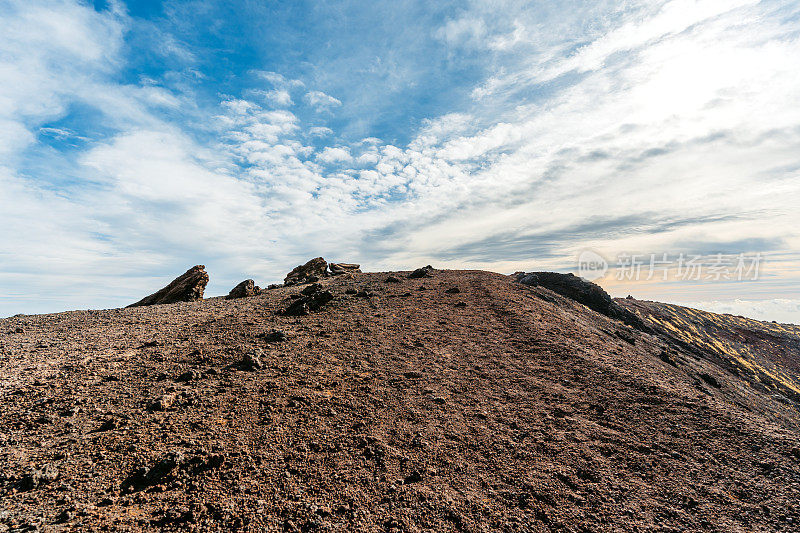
[513,271,648,331]
[284,257,328,285]
[128,266,209,307]
[226,279,259,300]
[329,262,361,275]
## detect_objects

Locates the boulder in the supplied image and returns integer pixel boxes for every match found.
[409,265,434,279]
[128,266,209,307]
[513,271,649,331]
[226,279,258,300]
[281,284,334,316]
[329,262,361,275]
[284,257,328,285]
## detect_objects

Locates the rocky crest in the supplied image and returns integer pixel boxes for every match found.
[128,266,209,307]
[283,257,328,285]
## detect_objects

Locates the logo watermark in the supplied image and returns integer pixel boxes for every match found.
[577,251,763,281]
[577,250,609,281]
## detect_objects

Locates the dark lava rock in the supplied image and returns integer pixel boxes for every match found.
[226,279,258,300]
[281,290,334,316]
[385,276,401,283]
[616,329,637,345]
[404,470,424,483]
[454,302,467,308]
[408,265,433,279]
[16,464,59,492]
[445,287,460,294]
[176,369,202,383]
[262,329,287,343]
[241,350,263,371]
[147,394,173,412]
[356,290,373,298]
[658,349,678,367]
[329,262,361,275]
[301,283,322,296]
[345,288,358,295]
[121,452,184,494]
[284,257,328,286]
[513,272,648,331]
[128,266,209,307]
[700,373,721,388]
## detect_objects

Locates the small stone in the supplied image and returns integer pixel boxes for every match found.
[385,276,401,283]
[404,470,423,483]
[54,509,73,524]
[241,350,263,371]
[147,395,173,412]
[403,371,423,379]
[97,418,118,432]
[205,454,225,470]
[263,330,287,343]
[345,288,358,295]
[454,302,467,308]
[445,287,460,294]
[176,370,202,383]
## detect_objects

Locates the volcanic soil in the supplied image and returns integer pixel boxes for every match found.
[1,270,799,532]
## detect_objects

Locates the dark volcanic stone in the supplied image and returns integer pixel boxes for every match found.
[409,265,433,279]
[284,257,328,285]
[301,283,321,296]
[129,266,209,307]
[281,290,334,316]
[385,276,401,283]
[241,350,263,371]
[121,452,184,494]
[263,329,287,343]
[513,271,648,331]
[329,263,361,275]
[700,373,721,388]
[226,279,258,300]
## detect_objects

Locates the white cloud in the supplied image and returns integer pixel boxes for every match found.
[2,0,800,317]
[316,146,352,165]
[435,17,486,48]
[261,89,293,107]
[304,90,342,110]
[308,126,333,137]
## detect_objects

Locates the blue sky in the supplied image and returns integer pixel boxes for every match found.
[1,0,800,322]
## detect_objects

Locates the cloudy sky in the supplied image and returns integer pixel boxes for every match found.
[1,0,799,322]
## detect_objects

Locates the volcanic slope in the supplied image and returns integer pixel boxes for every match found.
[1,270,799,532]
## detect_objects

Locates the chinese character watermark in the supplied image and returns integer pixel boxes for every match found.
[577,251,762,282]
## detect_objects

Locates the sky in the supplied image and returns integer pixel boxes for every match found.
[1,0,799,323]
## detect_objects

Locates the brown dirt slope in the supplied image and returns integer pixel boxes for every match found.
[1,270,799,532]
